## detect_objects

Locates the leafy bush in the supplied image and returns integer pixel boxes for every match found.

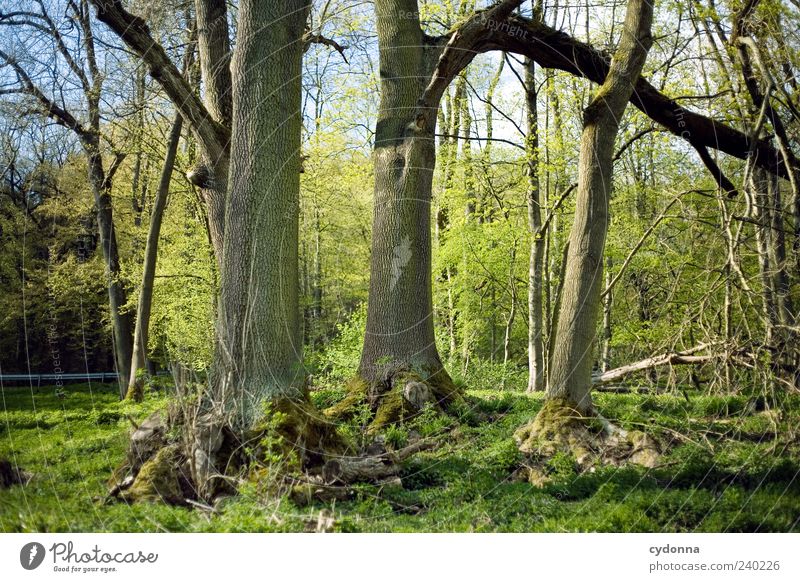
[308,303,366,387]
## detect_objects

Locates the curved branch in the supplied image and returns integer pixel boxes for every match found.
[418,4,794,180]
[0,48,89,137]
[303,32,348,63]
[89,0,229,163]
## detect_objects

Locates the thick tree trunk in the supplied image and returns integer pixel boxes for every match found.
[127,114,183,401]
[358,0,448,385]
[209,0,308,421]
[543,0,653,413]
[189,0,312,498]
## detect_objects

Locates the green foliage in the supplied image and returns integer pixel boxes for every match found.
[454,358,528,392]
[3,382,798,532]
[309,303,366,387]
[384,424,409,450]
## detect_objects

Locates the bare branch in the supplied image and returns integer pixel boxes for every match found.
[0,48,89,137]
[303,32,348,63]
[89,0,228,163]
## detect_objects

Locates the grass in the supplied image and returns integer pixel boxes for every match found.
[1,382,799,532]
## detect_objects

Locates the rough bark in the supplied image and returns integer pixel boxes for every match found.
[543,0,653,413]
[358,0,451,387]
[207,0,309,423]
[175,0,310,499]
[127,114,183,401]
[194,0,232,127]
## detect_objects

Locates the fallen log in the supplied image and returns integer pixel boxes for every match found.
[320,439,437,485]
[593,343,721,386]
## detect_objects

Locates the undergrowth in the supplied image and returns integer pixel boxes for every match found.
[1,382,798,532]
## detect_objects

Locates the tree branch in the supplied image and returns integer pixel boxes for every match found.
[417,4,795,180]
[303,32,348,63]
[89,0,228,163]
[0,48,89,138]
[593,343,724,386]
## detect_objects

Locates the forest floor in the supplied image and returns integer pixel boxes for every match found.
[1,381,799,532]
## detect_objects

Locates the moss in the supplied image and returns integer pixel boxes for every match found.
[323,376,369,420]
[251,393,351,472]
[425,368,462,407]
[370,389,408,433]
[514,398,587,453]
[121,445,186,505]
[125,380,144,403]
[327,368,463,434]
[514,398,660,471]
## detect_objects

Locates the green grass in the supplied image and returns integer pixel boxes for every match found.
[1,383,799,532]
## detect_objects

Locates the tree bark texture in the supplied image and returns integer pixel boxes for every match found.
[545,0,654,413]
[359,0,447,383]
[207,0,310,425]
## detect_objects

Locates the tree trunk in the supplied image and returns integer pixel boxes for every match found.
[542,0,653,414]
[525,57,546,393]
[194,0,232,127]
[749,168,779,347]
[601,256,613,372]
[358,0,450,386]
[311,204,323,324]
[208,0,309,421]
[84,138,133,399]
[188,0,312,498]
[189,0,232,263]
[502,245,518,383]
[126,114,183,401]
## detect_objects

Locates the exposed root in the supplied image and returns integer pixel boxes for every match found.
[118,445,194,505]
[319,439,436,485]
[108,389,437,506]
[324,368,461,433]
[513,398,661,486]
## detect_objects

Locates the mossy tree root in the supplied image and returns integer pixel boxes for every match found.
[109,387,439,506]
[109,392,352,505]
[324,368,462,433]
[513,398,661,485]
